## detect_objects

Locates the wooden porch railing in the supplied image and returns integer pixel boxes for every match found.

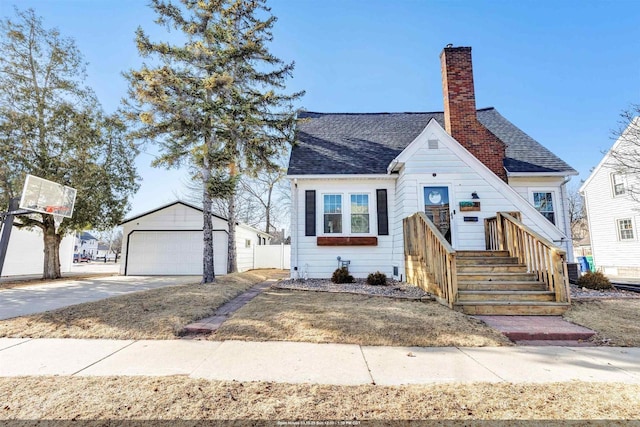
[485,212,570,303]
[403,212,457,308]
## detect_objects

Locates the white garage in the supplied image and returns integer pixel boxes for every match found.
[120,201,271,276]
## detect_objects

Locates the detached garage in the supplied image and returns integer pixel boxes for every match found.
[120,201,271,276]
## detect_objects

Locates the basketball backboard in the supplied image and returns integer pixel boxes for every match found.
[19,174,76,218]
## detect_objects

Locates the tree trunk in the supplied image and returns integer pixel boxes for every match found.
[42,215,62,280]
[227,163,238,274]
[227,192,238,274]
[265,183,273,234]
[201,166,216,283]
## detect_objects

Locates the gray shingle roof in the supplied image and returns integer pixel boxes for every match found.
[288,108,576,176]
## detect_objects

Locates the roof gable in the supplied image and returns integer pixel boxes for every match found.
[580,117,640,193]
[119,200,227,225]
[288,108,576,176]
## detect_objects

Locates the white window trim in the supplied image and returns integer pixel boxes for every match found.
[529,188,558,226]
[611,173,627,198]
[319,192,375,236]
[616,217,636,242]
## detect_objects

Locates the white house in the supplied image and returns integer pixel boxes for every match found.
[74,231,99,259]
[288,46,577,281]
[119,200,271,275]
[580,117,640,278]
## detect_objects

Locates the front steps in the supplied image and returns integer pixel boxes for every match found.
[455,251,570,315]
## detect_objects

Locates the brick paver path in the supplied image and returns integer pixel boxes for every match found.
[183,279,277,335]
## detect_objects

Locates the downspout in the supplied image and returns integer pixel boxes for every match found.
[559,176,574,262]
[291,178,298,279]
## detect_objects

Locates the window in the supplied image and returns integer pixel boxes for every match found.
[617,219,634,241]
[350,194,369,233]
[533,192,555,225]
[612,173,626,196]
[323,194,342,233]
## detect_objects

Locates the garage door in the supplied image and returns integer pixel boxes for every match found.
[126,231,227,275]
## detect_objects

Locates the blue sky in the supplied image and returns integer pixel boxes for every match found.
[2,0,639,218]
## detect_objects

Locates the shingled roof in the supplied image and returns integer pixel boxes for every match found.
[288,108,577,176]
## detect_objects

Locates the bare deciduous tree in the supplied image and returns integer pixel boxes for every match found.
[605,105,640,202]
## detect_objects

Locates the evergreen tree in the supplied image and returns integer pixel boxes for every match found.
[125,0,302,282]
[0,8,139,279]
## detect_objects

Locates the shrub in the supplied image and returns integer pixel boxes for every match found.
[367,271,387,286]
[331,267,354,284]
[576,271,612,290]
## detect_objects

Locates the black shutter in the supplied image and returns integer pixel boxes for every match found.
[376,189,389,235]
[305,190,316,236]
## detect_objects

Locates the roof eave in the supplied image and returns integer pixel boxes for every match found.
[287,174,397,180]
[506,171,579,177]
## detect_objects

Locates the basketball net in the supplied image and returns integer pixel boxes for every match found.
[53,214,63,232]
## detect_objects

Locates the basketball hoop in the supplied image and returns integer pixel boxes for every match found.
[19,174,76,219]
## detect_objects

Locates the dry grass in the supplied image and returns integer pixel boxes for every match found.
[0,270,280,339]
[214,289,512,347]
[1,376,639,420]
[565,299,640,346]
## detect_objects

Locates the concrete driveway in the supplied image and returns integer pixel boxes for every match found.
[0,275,200,320]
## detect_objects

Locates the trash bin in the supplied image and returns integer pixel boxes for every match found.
[578,256,590,273]
[566,262,579,284]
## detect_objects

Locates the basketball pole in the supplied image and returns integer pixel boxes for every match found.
[0,198,20,277]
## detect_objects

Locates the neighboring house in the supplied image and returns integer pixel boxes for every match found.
[580,118,640,278]
[95,243,117,261]
[2,226,74,277]
[119,200,271,275]
[75,231,99,259]
[288,46,577,283]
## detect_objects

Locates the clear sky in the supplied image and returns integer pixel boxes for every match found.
[2,0,639,219]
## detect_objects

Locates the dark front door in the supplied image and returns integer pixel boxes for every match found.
[423,186,451,244]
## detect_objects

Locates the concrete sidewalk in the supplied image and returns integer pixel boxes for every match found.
[1,338,638,385]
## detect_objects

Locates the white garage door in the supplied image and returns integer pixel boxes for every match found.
[127,231,227,275]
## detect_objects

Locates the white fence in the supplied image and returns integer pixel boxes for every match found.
[253,244,291,270]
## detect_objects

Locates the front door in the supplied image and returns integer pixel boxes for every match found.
[423,186,452,244]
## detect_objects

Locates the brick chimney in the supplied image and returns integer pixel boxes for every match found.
[440,46,507,181]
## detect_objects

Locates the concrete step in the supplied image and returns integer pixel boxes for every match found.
[457,272,538,282]
[456,257,519,265]
[474,315,596,341]
[457,301,570,316]
[457,290,556,302]
[456,250,510,258]
[457,264,528,273]
[458,281,548,291]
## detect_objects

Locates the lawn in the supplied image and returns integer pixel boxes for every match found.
[0,269,280,339]
[214,289,513,347]
[1,377,639,420]
[564,299,640,346]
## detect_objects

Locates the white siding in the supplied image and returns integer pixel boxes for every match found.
[2,227,74,277]
[235,225,269,272]
[582,160,640,275]
[291,178,396,279]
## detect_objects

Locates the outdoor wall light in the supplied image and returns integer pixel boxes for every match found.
[471,192,479,199]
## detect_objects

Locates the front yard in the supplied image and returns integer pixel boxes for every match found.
[214,289,512,346]
[2,269,640,347]
[0,270,277,339]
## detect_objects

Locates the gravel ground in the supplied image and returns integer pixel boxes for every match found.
[570,283,640,300]
[274,278,432,300]
[276,279,640,301]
